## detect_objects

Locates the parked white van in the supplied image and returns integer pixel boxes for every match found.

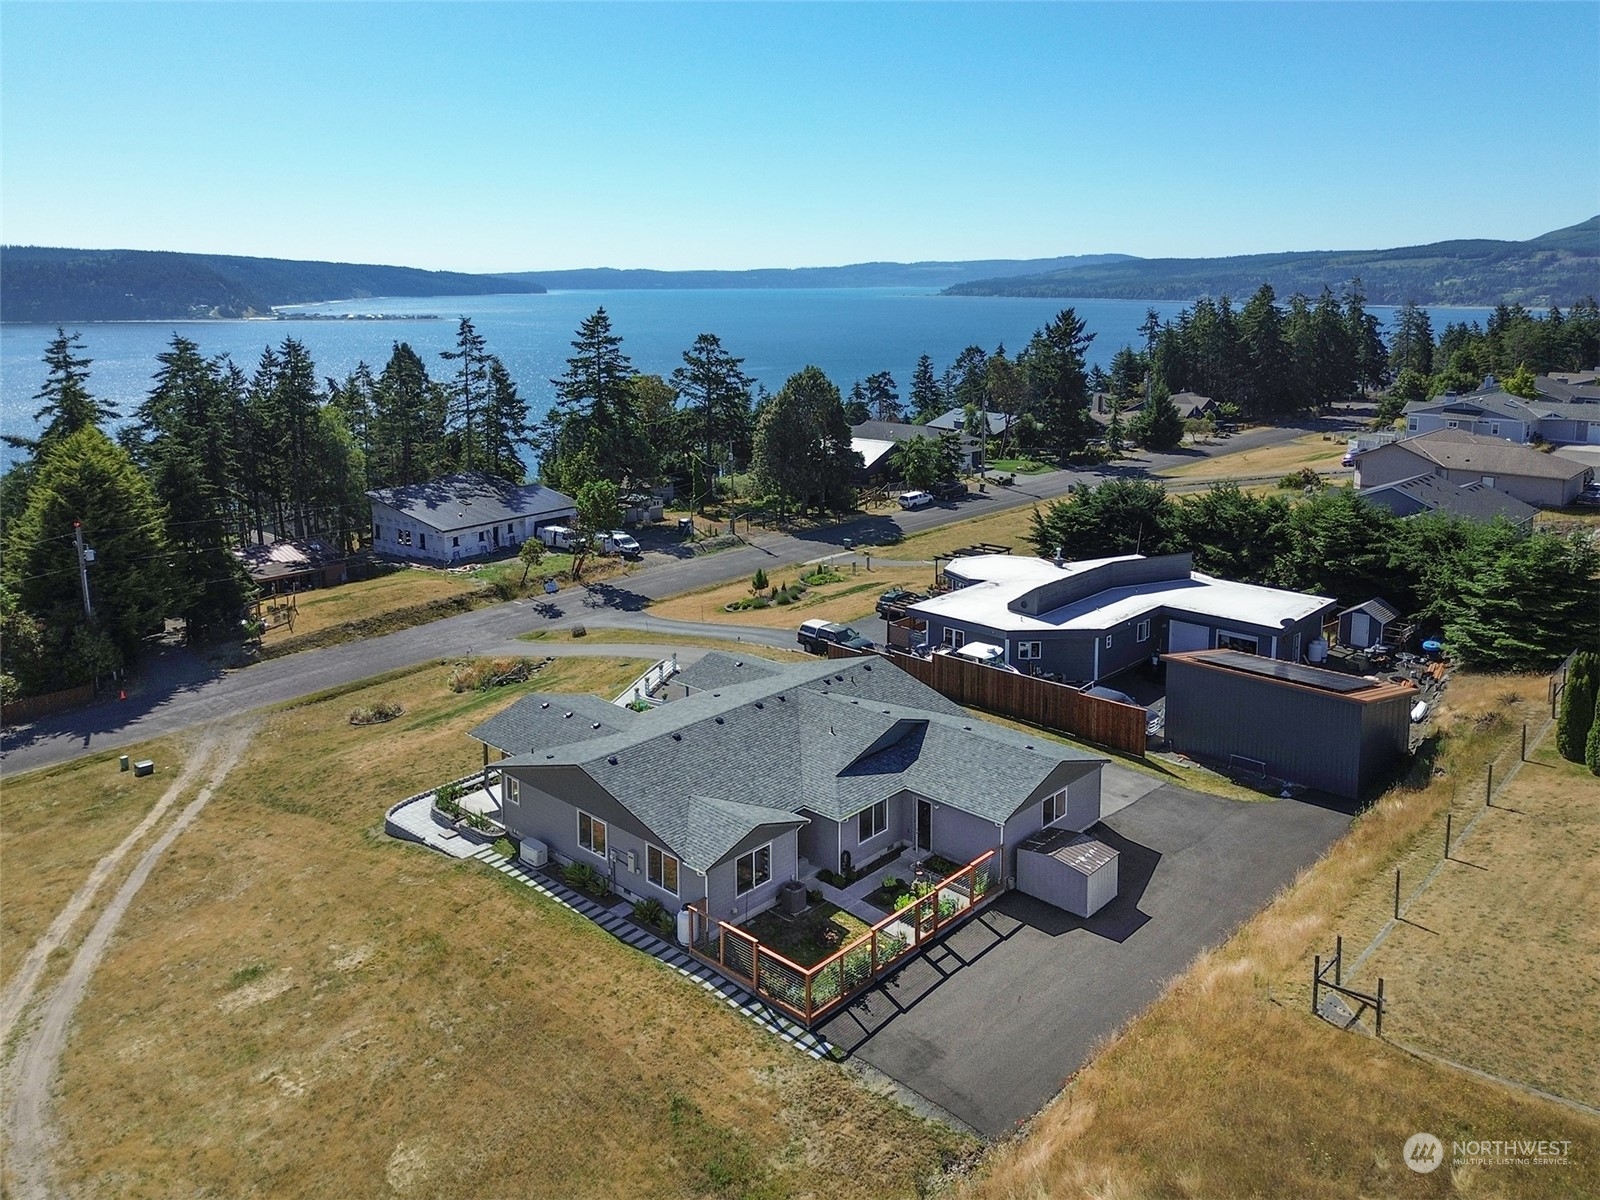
[950,641,1020,673]
[898,490,933,510]
[538,524,577,550]
[601,530,642,557]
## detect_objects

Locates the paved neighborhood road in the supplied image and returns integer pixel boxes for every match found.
[818,780,1354,1138]
[1,420,1344,776]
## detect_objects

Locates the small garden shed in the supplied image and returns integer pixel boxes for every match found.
[1015,828,1119,917]
[1337,598,1400,650]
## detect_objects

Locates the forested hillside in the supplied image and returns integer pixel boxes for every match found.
[946,218,1600,307]
[497,254,1134,291]
[0,247,544,323]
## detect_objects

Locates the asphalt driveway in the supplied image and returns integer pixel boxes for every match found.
[819,778,1355,1137]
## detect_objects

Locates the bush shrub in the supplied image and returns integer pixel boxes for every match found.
[752,567,769,590]
[446,657,546,693]
[349,700,404,725]
[434,781,464,819]
[1557,652,1597,763]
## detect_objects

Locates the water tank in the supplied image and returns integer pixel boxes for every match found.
[778,879,807,915]
[1410,700,1429,724]
[1307,638,1329,664]
[676,907,693,947]
[518,838,549,868]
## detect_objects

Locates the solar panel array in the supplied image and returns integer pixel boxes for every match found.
[1200,650,1375,694]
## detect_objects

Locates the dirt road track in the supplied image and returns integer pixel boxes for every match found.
[2,721,254,1200]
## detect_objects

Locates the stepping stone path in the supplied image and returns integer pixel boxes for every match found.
[463,844,833,1059]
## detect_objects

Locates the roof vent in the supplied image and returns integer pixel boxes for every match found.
[1054,546,1065,568]
[715,717,725,725]
[777,695,786,702]
[607,756,618,765]
[735,660,743,667]
[541,701,550,709]
[564,711,573,719]
[754,701,764,709]
[672,732,682,741]
[545,753,554,759]
[963,725,972,731]
[592,721,602,729]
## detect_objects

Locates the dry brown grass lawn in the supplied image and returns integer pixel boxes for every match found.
[521,627,801,661]
[962,672,1600,1200]
[1351,734,1600,1107]
[40,658,971,1199]
[0,735,184,995]
[259,570,480,644]
[1159,431,1348,482]
[650,564,937,628]
[895,504,1041,560]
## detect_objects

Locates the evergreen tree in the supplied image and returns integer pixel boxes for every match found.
[371,342,446,488]
[1557,653,1597,763]
[889,435,942,489]
[1238,284,1295,418]
[672,332,754,478]
[4,328,119,453]
[908,354,944,422]
[1028,480,1178,561]
[843,380,871,424]
[1587,703,1600,777]
[1388,302,1435,378]
[1128,387,1184,450]
[481,355,531,480]
[544,308,646,487]
[751,366,858,517]
[4,426,171,675]
[1444,533,1600,671]
[1019,309,1095,454]
[1344,279,1389,393]
[441,317,491,471]
[865,371,901,422]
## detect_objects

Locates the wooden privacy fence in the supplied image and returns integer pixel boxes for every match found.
[2,682,97,725]
[826,644,1147,756]
[686,851,1000,1025]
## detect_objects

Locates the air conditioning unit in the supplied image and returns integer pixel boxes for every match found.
[518,839,549,868]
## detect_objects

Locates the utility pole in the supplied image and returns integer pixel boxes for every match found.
[73,520,95,620]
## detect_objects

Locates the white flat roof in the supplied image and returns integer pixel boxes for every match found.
[912,558,1332,633]
[944,553,1139,586]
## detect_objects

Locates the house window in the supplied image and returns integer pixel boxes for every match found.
[1041,788,1067,826]
[1217,631,1259,653]
[1446,419,1459,429]
[577,810,607,857]
[1481,476,1496,488]
[1490,423,1500,436]
[452,536,460,547]
[858,800,888,842]
[507,523,515,534]
[478,531,486,542]
[942,627,965,649]
[1407,419,1418,431]
[398,528,412,546]
[1104,634,1113,649]
[647,845,679,896]
[1136,619,1151,643]
[373,523,381,541]
[1016,641,1042,661]
[419,532,426,550]
[735,844,771,895]
[505,777,520,806]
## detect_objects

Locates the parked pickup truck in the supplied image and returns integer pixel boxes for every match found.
[875,587,927,620]
[797,619,874,654]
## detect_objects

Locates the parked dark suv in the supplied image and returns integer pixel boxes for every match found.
[797,619,874,653]
[931,479,968,500]
[875,587,927,620]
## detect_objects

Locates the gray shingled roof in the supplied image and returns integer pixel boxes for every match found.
[1400,429,1590,481]
[367,472,576,533]
[1359,474,1539,524]
[1404,391,1530,421]
[673,650,785,693]
[470,693,631,755]
[1339,597,1401,625]
[499,655,1103,871]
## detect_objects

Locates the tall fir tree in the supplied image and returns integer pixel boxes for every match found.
[908,354,944,423]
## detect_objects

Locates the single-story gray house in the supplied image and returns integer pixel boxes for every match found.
[474,654,1107,924]
[1354,428,1590,508]
[368,472,576,563]
[849,419,980,482]
[927,407,1013,438]
[1356,473,1537,530]
[905,552,1334,685]
[1164,649,1417,800]
[1403,375,1600,446]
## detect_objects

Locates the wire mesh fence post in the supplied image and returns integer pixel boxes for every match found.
[1335,935,1342,986]
[1486,763,1493,806]
[1444,812,1452,859]
[1393,868,1401,920]
[1521,721,1528,762]
[1312,954,1321,1015]
[1376,977,1385,1038]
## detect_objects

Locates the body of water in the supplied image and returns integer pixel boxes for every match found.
[1,288,1496,472]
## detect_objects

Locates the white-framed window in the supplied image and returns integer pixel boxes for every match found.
[942,627,965,648]
[1490,423,1500,436]
[1446,419,1459,429]
[647,844,679,896]
[858,800,888,842]
[1016,641,1042,661]
[735,843,771,895]
[577,810,607,857]
[505,777,520,806]
[398,528,412,546]
[1217,631,1259,653]
[1104,634,1113,648]
[1407,418,1418,431]
[1136,619,1151,643]
[1041,788,1067,826]
[1481,476,1496,488]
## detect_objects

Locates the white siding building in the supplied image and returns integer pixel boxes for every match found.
[367,472,577,564]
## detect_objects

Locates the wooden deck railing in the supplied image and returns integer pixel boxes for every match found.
[686,851,1001,1025]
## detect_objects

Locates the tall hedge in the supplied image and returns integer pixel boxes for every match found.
[1588,706,1600,776]
[1558,652,1598,763]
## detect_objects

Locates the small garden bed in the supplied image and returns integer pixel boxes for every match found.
[739,901,873,968]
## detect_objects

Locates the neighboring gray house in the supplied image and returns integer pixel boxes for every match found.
[849,419,980,481]
[1164,649,1417,801]
[368,472,576,563]
[1357,473,1538,530]
[477,654,1106,924]
[1402,388,1533,443]
[927,407,1013,438]
[1354,428,1590,508]
[905,552,1334,685]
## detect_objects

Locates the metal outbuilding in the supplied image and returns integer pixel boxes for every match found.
[1163,649,1417,800]
[1016,827,1119,917]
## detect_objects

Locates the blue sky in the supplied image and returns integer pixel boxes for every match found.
[2,3,1596,272]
